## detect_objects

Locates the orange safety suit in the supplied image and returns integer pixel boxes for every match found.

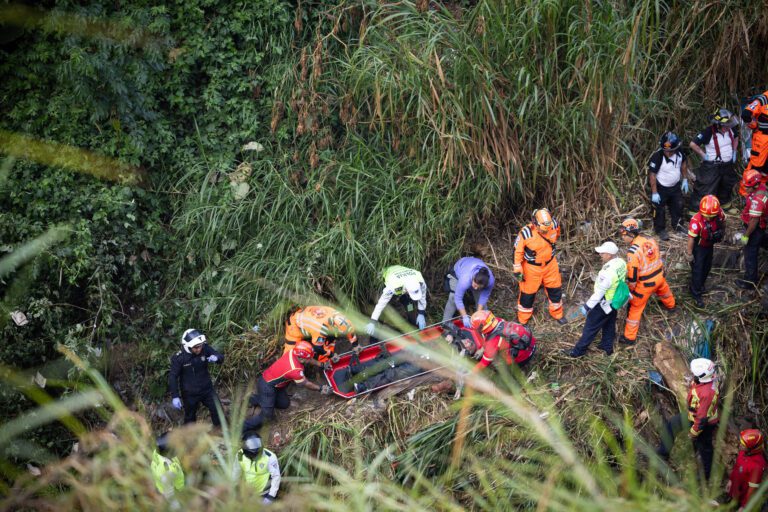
[741,91,768,196]
[622,235,675,341]
[513,221,563,324]
[284,306,357,362]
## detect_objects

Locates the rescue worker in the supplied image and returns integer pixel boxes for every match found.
[513,208,566,325]
[657,358,720,482]
[441,257,495,328]
[243,341,330,431]
[366,265,428,336]
[284,306,358,363]
[689,108,740,210]
[469,310,534,371]
[686,195,726,307]
[726,429,767,510]
[151,432,185,500]
[649,132,693,240]
[741,90,768,193]
[563,241,626,358]
[236,432,281,505]
[735,169,768,290]
[618,219,675,345]
[169,329,224,427]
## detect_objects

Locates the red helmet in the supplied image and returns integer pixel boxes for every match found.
[699,195,721,218]
[292,341,314,360]
[532,209,554,233]
[470,310,499,334]
[740,429,764,454]
[742,169,763,189]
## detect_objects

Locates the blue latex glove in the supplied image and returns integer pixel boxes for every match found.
[416,314,426,329]
[462,315,472,329]
[651,193,661,204]
[701,153,710,162]
[740,234,749,246]
[732,152,737,163]
[207,355,218,363]
[681,179,689,194]
[580,306,589,317]
[172,397,182,410]
[365,322,376,336]
[262,495,275,505]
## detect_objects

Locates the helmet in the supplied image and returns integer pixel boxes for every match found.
[659,131,681,151]
[619,218,640,236]
[470,310,499,334]
[242,432,263,459]
[156,432,171,455]
[699,195,721,218]
[742,169,763,189]
[181,329,206,353]
[327,314,355,338]
[533,208,554,232]
[709,108,734,126]
[690,358,715,383]
[292,341,314,360]
[739,429,764,454]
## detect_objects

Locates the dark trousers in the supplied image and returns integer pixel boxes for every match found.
[243,376,291,431]
[744,227,768,284]
[691,161,739,207]
[689,243,713,300]
[182,389,222,426]
[572,306,616,355]
[657,413,716,481]
[653,182,683,233]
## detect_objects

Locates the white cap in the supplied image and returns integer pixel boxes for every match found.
[594,241,619,255]
[405,279,423,301]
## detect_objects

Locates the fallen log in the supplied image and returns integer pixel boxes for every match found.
[652,342,689,406]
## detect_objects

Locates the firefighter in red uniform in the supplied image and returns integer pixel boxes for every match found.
[469,310,534,372]
[513,208,566,325]
[686,195,726,307]
[735,170,768,290]
[243,341,330,431]
[741,90,768,194]
[727,429,767,510]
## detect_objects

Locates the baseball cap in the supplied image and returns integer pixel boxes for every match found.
[594,241,619,255]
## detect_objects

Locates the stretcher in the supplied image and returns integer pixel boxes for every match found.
[323,320,537,399]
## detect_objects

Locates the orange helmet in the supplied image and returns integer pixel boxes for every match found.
[619,218,640,236]
[740,429,764,454]
[699,195,721,218]
[328,314,355,338]
[532,209,554,232]
[292,341,314,360]
[470,310,499,334]
[742,169,763,189]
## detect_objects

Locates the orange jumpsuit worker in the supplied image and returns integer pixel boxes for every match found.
[741,90,768,195]
[513,208,566,325]
[284,306,358,363]
[618,219,675,345]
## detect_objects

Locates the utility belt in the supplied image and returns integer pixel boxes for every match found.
[524,256,555,267]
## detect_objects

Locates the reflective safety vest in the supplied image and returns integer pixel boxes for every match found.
[382,266,424,296]
[600,258,627,302]
[151,450,185,495]
[238,449,274,493]
[687,380,720,436]
[626,236,663,288]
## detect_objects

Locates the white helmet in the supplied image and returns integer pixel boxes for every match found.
[181,329,206,353]
[690,358,715,383]
[404,277,424,301]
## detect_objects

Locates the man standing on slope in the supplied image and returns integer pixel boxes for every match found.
[689,108,740,212]
[649,132,693,241]
[740,90,768,194]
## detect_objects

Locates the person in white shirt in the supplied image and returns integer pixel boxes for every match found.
[648,132,693,240]
[689,108,740,211]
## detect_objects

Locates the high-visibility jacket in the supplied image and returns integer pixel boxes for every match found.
[586,257,627,313]
[741,185,768,229]
[687,379,719,437]
[513,221,560,272]
[626,236,663,291]
[237,449,281,498]
[743,90,768,135]
[151,450,185,496]
[284,306,357,359]
[728,449,768,508]
[371,266,427,321]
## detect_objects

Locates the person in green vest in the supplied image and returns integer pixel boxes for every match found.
[237,432,281,504]
[366,265,428,336]
[150,432,185,500]
[563,241,627,357]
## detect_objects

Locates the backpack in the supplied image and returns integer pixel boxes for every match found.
[611,281,630,310]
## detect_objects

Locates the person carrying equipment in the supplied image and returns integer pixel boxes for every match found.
[657,358,720,482]
[618,219,675,345]
[649,132,693,240]
[151,432,185,500]
[284,306,358,363]
[441,257,495,328]
[236,432,281,505]
[168,329,224,427]
[244,341,330,431]
[686,195,726,307]
[564,241,627,358]
[726,429,767,510]
[689,108,740,210]
[513,208,566,325]
[741,90,768,193]
[469,310,534,371]
[735,169,768,290]
[366,265,428,336]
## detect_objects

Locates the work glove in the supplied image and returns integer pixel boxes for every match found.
[580,305,589,317]
[740,234,749,246]
[352,343,362,354]
[331,353,341,363]
[685,252,694,262]
[320,385,332,395]
[172,397,182,410]
[322,361,333,371]
[462,315,472,329]
[416,314,426,329]
[207,355,218,363]
[365,322,376,336]
[513,272,523,282]
[651,192,661,204]
[681,179,689,194]
[473,348,484,360]
[262,495,275,505]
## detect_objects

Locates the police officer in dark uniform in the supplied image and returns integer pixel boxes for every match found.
[168,329,224,426]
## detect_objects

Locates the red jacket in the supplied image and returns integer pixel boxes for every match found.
[473,321,533,371]
[687,379,719,436]
[262,351,307,389]
[728,450,767,508]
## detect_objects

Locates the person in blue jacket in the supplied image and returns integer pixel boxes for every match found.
[441,257,495,328]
